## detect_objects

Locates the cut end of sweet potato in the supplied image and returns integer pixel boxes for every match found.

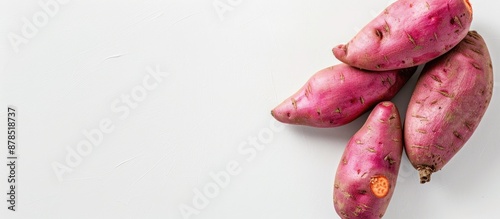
[418,166,434,184]
[370,175,390,198]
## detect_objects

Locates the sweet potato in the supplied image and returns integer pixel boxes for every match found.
[333,102,403,219]
[333,0,473,71]
[404,31,493,184]
[270,64,415,128]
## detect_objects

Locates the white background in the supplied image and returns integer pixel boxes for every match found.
[1,0,499,218]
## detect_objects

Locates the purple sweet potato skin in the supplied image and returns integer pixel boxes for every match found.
[271,64,415,128]
[334,102,403,219]
[333,0,472,71]
[404,31,493,183]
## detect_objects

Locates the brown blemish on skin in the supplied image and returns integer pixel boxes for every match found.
[454,131,463,140]
[366,147,376,153]
[464,121,473,131]
[339,211,348,218]
[353,206,365,216]
[437,90,454,98]
[340,72,345,82]
[375,29,383,40]
[430,154,442,168]
[415,97,429,104]
[360,97,365,104]
[426,2,430,10]
[356,140,364,145]
[411,145,429,150]
[343,43,349,55]
[382,77,393,87]
[384,154,395,165]
[453,16,463,28]
[433,144,445,150]
[386,77,394,86]
[384,20,390,33]
[412,114,429,122]
[471,62,482,70]
[342,190,353,199]
[342,156,348,164]
[431,75,442,83]
[470,48,483,55]
[416,129,428,134]
[438,154,444,163]
[291,98,297,109]
[463,38,475,45]
[358,189,367,194]
[407,33,416,45]
[469,31,481,40]
[445,112,456,122]
[336,107,342,114]
[305,83,312,98]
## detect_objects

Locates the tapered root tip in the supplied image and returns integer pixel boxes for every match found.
[332,44,347,59]
[418,166,434,184]
[270,109,287,124]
